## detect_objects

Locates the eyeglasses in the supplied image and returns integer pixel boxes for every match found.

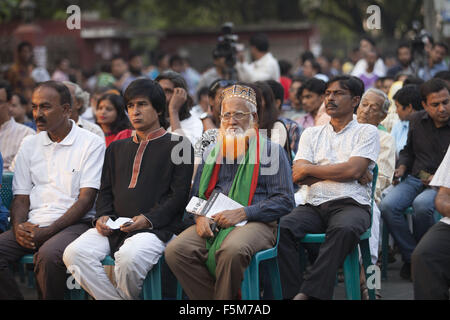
[220,111,252,121]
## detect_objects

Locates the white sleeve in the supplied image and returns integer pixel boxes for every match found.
[236,59,279,82]
[294,128,314,162]
[270,121,288,149]
[12,139,32,195]
[430,148,450,188]
[350,126,380,163]
[79,139,106,190]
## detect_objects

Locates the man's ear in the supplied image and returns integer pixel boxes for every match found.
[352,96,361,109]
[406,103,414,113]
[379,111,388,123]
[62,103,72,116]
[421,101,427,110]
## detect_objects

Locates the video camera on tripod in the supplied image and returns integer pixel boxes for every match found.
[409,21,434,74]
[212,22,242,80]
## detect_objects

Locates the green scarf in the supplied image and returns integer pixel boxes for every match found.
[198,131,264,279]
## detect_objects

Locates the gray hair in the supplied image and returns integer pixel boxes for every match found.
[361,88,390,114]
[63,81,90,115]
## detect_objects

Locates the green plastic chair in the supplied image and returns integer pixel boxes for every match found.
[71,254,164,300]
[19,254,87,299]
[176,222,283,300]
[240,222,282,300]
[1,172,14,209]
[299,164,378,300]
[381,207,443,280]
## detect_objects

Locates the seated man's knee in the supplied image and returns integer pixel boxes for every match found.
[164,236,190,267]
[218,242,251,267]
[412,196,434,215]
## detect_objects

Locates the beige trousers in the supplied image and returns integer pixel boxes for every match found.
[165,221,276,300]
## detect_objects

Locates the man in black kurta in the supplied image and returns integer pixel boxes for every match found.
[63,79,193,299]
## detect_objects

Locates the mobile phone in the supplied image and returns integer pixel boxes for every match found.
[418,170,431,181]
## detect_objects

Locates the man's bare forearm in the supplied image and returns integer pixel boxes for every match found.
[435,187,450,218]
[46,188,97,236]
[10,195,30,231]
[297,177,324,186]
[307,159,369,182]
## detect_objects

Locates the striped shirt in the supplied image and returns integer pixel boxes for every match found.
[191,139,295,222]
[0,117,35,172]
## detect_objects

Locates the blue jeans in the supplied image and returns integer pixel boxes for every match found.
[380,175,437,263]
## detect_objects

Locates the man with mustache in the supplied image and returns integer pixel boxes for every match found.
[278,75,380,300]
[165,84,295,299]
[0,81,105,299]
[380,78,450,280]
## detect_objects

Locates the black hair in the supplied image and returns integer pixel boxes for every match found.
[433,42,449,53]
[155,71,193,121]
[397,42,410,53]
[291,75,308,85]
[124,78,168,129]
[434,70,450,81]
[378,76,394,83]
[96,93,131,134]
[298,78,326,99]
[300,51,315,64]
[393,85,423,111]
[207,79,236,99]
[249,33,269,52]
[253,81,279,135]
[0,79,12,101]
[17,41,32,53]
[326,75,365,99]
[403,76,424,86]
[35,80,72,107]
[111,55,126,62]
[169,54,183,67]
[278,60,292,77]
[265,79,284,105]
[420,78,450,103]
[360,35,376,48]
[128,51,142,62]
[197,86,209,102]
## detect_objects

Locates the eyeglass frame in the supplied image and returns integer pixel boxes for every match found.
[220,111,253,121]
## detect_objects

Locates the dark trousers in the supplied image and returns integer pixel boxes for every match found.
[0,222,89,300]
[278,198,370,300]
[412,221,450,300]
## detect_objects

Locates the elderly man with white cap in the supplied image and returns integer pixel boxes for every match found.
[165,83,295,300]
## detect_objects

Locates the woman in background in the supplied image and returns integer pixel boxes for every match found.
[95,93,131,147]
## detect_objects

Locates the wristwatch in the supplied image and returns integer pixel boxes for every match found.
[200,112,212,121]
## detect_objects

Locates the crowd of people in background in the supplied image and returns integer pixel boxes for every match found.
[0,31,449,300]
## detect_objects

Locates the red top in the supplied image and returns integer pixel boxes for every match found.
[279,76,292,101]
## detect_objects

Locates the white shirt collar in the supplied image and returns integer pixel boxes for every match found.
[42,119,78,146]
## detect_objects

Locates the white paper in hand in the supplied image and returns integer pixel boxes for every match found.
[106,217,133,230]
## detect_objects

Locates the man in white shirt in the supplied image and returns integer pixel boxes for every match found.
[0,80,35,172]
[278,75,380,300]
[236,33,280,83]
[0,81,105,300]
[412,147,450,300]
[356,88,396,267]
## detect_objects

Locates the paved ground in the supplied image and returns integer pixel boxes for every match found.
[16,252,414,300]
[334,256,414,300]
